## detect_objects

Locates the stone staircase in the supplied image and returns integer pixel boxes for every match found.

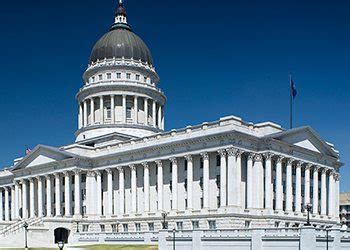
[0,217,43,236]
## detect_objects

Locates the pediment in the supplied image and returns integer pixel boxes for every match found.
[13,145,78,170]
[266,127,338,158]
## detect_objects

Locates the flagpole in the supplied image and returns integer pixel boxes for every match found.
[289,74,292,129]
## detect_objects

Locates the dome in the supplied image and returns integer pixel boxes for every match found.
[89,26,153,65]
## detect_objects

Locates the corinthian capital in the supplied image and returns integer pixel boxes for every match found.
[263,152,273,160]
[155,160,163,167]
[117,166,124,173]
[254,154,263,162]
[226,147,237,156]
[184,155,193,162]
[86,170,95,177]
[276,155,284,163]
[169,157,177,165]
[129,164,136,171]
[142,162,149,170]
[200,152,209,160]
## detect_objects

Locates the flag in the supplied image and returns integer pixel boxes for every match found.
[25,147,31,155]
[290,77,297,99]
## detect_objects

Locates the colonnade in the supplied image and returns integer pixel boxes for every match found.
[0,148,340,222]
[78,95,164,130]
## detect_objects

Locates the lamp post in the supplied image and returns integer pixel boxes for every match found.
[172,228,176,250]
[23,222,28,249]
[305,203,313,226]
[161,211,168,229]
[57,241,64,250]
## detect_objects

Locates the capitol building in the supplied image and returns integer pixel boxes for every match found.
[0,2,348,249]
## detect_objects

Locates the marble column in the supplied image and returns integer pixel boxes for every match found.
[122,95,127,123]
[304,164,311,208]
[334,173,340,218]
[264,153,273,210]
[110,95,115,124]
[201,152,209,209]
[130,165,137,213]
[217,150,227,207]
[285,159,293,212]
[312,166,319,215]
[275,156,283,211]
[144,98,148,125]
[83,100,88,127]
[90,98,95,124]
[74,169,81,216]
[170,157,178,210]
[185,155,193,210]
[227,148,236,206]
[64,172,71,216]
[320,168,327,216]
[152,101,156,127]
[254,154,264,209]
[134,96,138,124]
[118,167,125,214]
[158,105,162,128]
[235,150,243,207]
[29,178,35,218]
[96,171,102,216]
[106,169,113,216]
[46,176,52,217]
[100,96,104,124]
[246,153,254,209]
[86,171,97,215]
[0,189,3,221]
[295,162,302,213]
[37,176,43,217]
[11,186,15,220]
[14,182,20,219]
[156,161,163,211]
[4,187,9,221]
[55,173,61,216]
[78,104,83,129]
[328,171,335,217]
[161,107,165,130]
[143,163,150,212]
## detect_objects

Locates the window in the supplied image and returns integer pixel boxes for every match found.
[107,73,112,79]
[217,196,220,208]
[200,158,203,169]
[192,221,199,229]
[170,181,172,191]
[82,189,86,200]
[216,155,221,166]
[184,179,187,191]
[100,224,105,232]
[144,76,147,82]
[200,177,203,189]
[245,221,251,228]
[184,160,188,171]
[82,174,86,183]
[82,206,86,215]
[275,221,280,228]
[82,225,89,232]
[185,198,188,209]
[123,224,128,232]
[116,72,121,79]
[285,222,290,228]
[170,162,173,173]
[98,74,103,80]
[200,198,204,209]
[135,223,141,232]
[72,191,75,202]
[126,100,133,119]
[126,73,131,79]
[136,74,140,81]
[176,222,183,230]
[111,224,117,233]
[148,223,154,231]
[208,220,216,230]
[91,76,95,83]
[216,175,220,187]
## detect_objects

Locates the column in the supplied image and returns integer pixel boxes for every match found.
[334,173,340,218]
[158,105,162,129]
[130,165,137,213]
[156,161,163,211]
[235,150,243,207]
[14,182,19,219]
[226,148,236,206]
[312,166,319,215]
[106,169,113,216]
[78,103,83,129]
[86,171,97,215]
[185,155,193,210]
[37,176,43,217]
[118,167,125,214]
[144,98,148,125]
[253,154,264,209]
[275,156,283,211]
[320,168,327,216]
[4,188,9,221]
[134,96,138,124]
[55,173,61,216]
[29,178,35,218]
[285,159,293,212]
[246,153,254,209]
[304,164,311,208]
[122,95,127,123]
[0,189,3,221]
[152,100,156,127]
[201,153,209,209]
[295,162,302,213]
[74,169,81,216]
[11,186,15,220]
[100,96,104,124]
[217,150,227,207]
[90,98,95,124]
[328,171,335,217]
[96,171,102,215]
[110,95,115,124]
[18,184,22,218]
[264,153,273,210]
[83,100,88,127]
[143,163,150,212]
[64,172,71,216]
[161,106,165,130]
[46,175,52,217]
[170,157,178,210]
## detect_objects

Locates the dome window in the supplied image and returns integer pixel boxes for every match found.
[126,73,131,79]
[98,74,103,81]
[107,73,112,79]
[116,73,121,79]
[136,74,140,81]
[144,76,147,83]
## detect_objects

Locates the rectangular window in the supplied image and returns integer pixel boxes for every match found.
[117,72,121,79]
[184,179,187,191]
[208,220,216,230]
[100,224,105,232]
[107,73,112,79]
[82,189,86,201]
[176,221,183,230]
[192,221,199,229]
[275,221,280,228]
[144,76,147,82]
[99,74,103,80]
[135,223,141,232]
[82,225,89,232]
[148,223,154,231]
[184,160,188,171]
[72,191,75,202]
[245,221,251,228]
[91,76,95,83]
[216,175,220,187]
[200,158,203,169]
[170,162,173,173]
[126,73,131,79]
[217,196,220,208]
[111,224,117,233]
[82,174,86,183]
[136,74,140,81]
[123,224,128,232]
[185,198,188,209]
[200,198,204,208]
[200,177,203,190]
[82,206,86,215]
[170,181,172,191]
[216,155,221,166]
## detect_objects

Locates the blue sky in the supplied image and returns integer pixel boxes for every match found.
[0,0,349,191]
